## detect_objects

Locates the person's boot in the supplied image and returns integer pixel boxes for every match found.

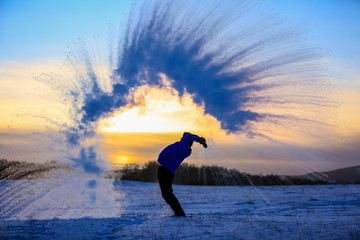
[174,209,186,217]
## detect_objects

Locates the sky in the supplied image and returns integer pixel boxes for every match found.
[0,0,359,175]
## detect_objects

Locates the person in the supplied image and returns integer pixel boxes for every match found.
[157,132,207,217]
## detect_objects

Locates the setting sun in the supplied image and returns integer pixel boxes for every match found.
[116,155,129,164]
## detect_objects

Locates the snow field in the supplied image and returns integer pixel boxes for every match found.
[0,179,359,239]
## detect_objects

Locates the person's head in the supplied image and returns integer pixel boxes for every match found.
[181,132,193,147]
[181,132,191,141]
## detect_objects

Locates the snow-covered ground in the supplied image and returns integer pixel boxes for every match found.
[0,179,359,239]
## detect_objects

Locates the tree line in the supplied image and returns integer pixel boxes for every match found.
[0,159,333,185]
[107,161,326,186]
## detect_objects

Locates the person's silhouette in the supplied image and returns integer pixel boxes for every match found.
[157,132,207,216]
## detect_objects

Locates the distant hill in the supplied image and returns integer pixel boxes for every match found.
[298,165,360,184]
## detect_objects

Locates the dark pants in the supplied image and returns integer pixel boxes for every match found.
[158,166,185,216]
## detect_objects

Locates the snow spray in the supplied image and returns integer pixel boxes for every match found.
[2,0,337,219]
[44,0,335,175]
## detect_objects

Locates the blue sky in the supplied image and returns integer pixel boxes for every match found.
[0,0,131,61]
[1,0,359,63]
[280,1,360,61]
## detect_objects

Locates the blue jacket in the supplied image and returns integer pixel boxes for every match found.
[157,134,200,174]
